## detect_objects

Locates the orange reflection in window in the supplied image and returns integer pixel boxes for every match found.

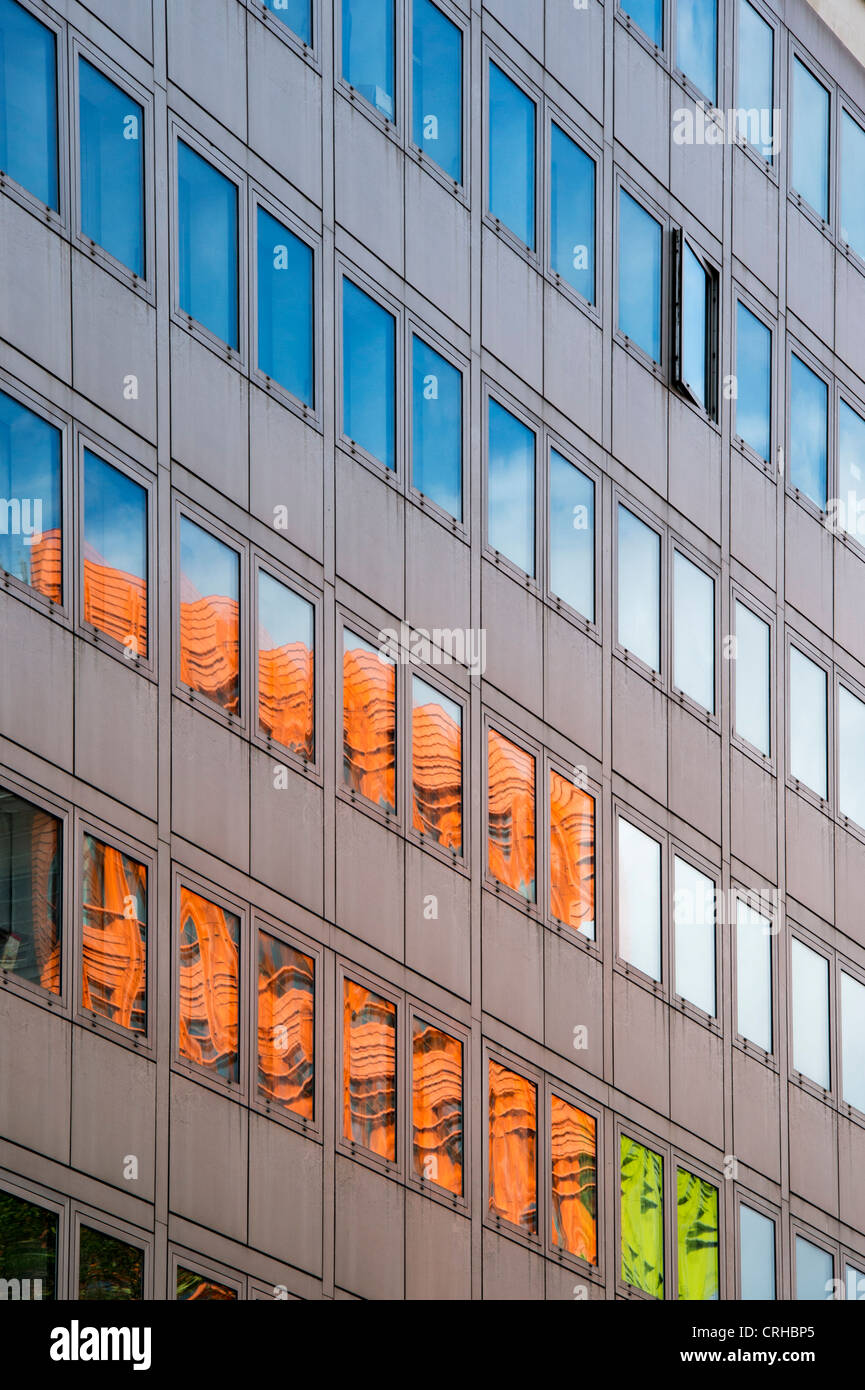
[178,887,239,1083]
[411,689,462,852]
[258,641,313,758]
[412,1020,463,1195]
[176,1267,237,1300]
[488,1061,537,1232]
[550,771,595,937]
[84,559,147,659]
[28,528,62,604]
[257,931,314,1119]
[179,590,239,714]
[343,637,396,811]
[550,1095,597,1262]
[82,835,147,1034]
[488,729,535,900]
[343,980,396,1160]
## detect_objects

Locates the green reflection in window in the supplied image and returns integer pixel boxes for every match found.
[677,1169,719,1300]
[0,1190,57,1298]
[78,1225,143,1300]
[620,1135,664,1297]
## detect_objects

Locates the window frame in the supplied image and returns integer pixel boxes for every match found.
[336,260,403,482]
[0,769,70,1014]
[837,93,865,271]
[731,287,775,477]
[543,1076,604,1284]
[336,959,404,1180]
[671,226,720,423]
[612,489,665,686]
[170,1246,245,1301]
[482,381,542,588]
[671,0,719,112]
[335,0,403,136]
[249,909,323,1142]
[244,0,320,65]
[734,1189,779,1300]
[613,802,667,994]
[731,881,778,1065]
[0,0,68,230]
[788,43,835,235]
[671,1148,724,1303]
[483,45,541,265]
[785,632,832,813]
[337,609,401,831]
[543,103,602,322]
[405,661,470,871]
[545,434,602,639]
[407,0,469,198]
[785,339,831,520]
[787,924,835,1102]
[0,1170,67,1299]
[669,538,720,722]
[406,315,470,535]
[838,955,865,1124]
[72,1205,151,1301]
[483,712,541,915]
[834,665,865,843]
[732,0,780,182]
[251,552,321,781]
[614,174,667,379]
[832,380,865,565]
[791,1222,839,1302]
[249,186,322,427]
[615,1119,670,1301]
[406,995,470,1214]
[669,840,721,1028]
[730,583,775,770]
[544,751,602,955]
[483,1042,543,1252]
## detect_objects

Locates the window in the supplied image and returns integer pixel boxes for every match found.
[550,771,595,938]
[618,819,661,981]
[673,552,714,712]
[839,686,865,829]
[674,235,716,416]
[488,1061,537,1232]
[789,647,827,798]
[737,0,774,160]
[0,389,62,603]
[739,1205,776,1299]
[841,971,865,1112]
[78,59,145,277]
[263,0,312,44]
[177,141,238,349]
[550,1096,597,1262]
[411,676,462,853]
[792,58,830,222]
[82,834,147,1035]
[256,208,314,406]
[488,62,535,250]
[673,857,716,1016]
[795,1236,833,1300]
[177,1267,236,1300]
[343,979,396,1160]
[791,939,830,1088]
[550,124,595,303]
[412,1018,463,1195]
[0,0,58,208]
[342,0,395,120]
[620,1136,663,1297]
[677,0,717,103]
[0,1189,57,1298]
[677,1169,719,1300]
[618,190,662,363]
[412,0,462,182]
[550,450,594,621]
[412,336,462,519]
[620,0,662,47]
[735,303,771,461]
[342,278,396,470]
[838,401,865,543]
[847,1265,865,1301]
[0,786,61,994]
[342,631,396,812]
[789,355,828,509]
[78,1226,143,1300]
[617,505,660,672]
[734,601,770,756]
[257,930,314,1119]
[177,885,240,1084]
[736,900,772,1052]
[178,517,240,715]
[487,729,535,901]
[841,111,865,258]
[257,572,314,760]
[487,399,535,576]
[83,450,148,659]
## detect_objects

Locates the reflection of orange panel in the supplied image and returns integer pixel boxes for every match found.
[259,641,313,758]
[488,1061,537,1232]
[412,700,462,852]
[177,1268,236,1301]
[84,560,147,658]
[28,527,62,604]
[27,806,61,996]
[179,594,240,713]
[82,838,147,1034]
[549,771,595,935]
[343,980,396,1160]
[343,645,396,811]
[412,1020,463,1195]
[257,932,314,1119]
[550,1095,597,1262]
[487,730,535,900]
[178,887,239,1082]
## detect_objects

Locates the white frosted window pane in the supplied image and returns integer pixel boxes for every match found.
[740,1205,775,1300]
[736,901,772,1051]
[618,819,661,981]
[791,939,830,1088]
[839,686,865,829]
[734,602,770,755]
[617,506,660,672]
[674,553,714,711]
[795,1236,833,1301]
[673,857,716,1015]
[789,648,827,798]
[841,972,865,1113]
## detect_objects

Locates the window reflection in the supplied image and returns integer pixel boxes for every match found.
[681,242,708,409]
[412,677,462,853]
[673,551,714,712]
[412,337,462,520]
[735,303,771,462]
[677,0,717,102]
[177,1266,237,1300]
[789,355,828,510]
[0,0,58,208]
[791,938,830,1089]
[0,1190,57,1299]
[789,646,827,798]
[618,819,661,980]
[257,931,314,1119]
[78,1226,143,1300]
[342,0,395,120]
[0,786,61,994]
[488,62,535,249]
[179,517,240,715]
[737,0,774,160]
[736,900,772,1052]
[792,59,830,221]
[343,631,396,811]
[550,771,594,938]
[838,401,865,543]
[487,729,535,901]
[551,1096,597,1262]
[618,190,662,363]
[617,504,660,671]
[342,279,396,470]
[550,125,595,302]
[673,856,716,1016]
[839,686,865,829]
[84,451,148,659]
[620,1136,664,1297]
[740,1204,776,1300]
[264,0,312,44]
[79,59,145,277]
[488,399,535,576]
[795,1236,833,1301]
[412,1019,463,1195]
[412,0,462,182]
[488,1061,537,1233]
[677,1169,719,1300]
[734,601,770,755]
[841,971,865,1113]
[256,208,314,406]
[177,141,238,349]
[258,572,314,759]
[0,389,62,604]
[620,0,662,46]
[550,450,594,620]
[841,111,865,259]
[82,834,147,1035]
[343,980,396,1161]
[178,886,240,1083]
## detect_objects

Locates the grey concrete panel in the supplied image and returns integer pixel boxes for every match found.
[543,286,603,445]
[72,254,157,442]
[669,90,724,241]
[335,452,405,612]
[249,386,323,565]
[788,1084,838,1217]
[248,22,323,206]
[835,256,865,387]
[786,790,834,925]
[0,990,70,1163]
[0,599,73,772]
[167,0,248,140]
[0,198,70,382]
[482,891,543,1040]
[481,229,544,393]
[612,973,670,1115]
[335,99,404,273]
[545,612,603,760]
[405,843,470,999]
[669,705,721,845]
[786,210,835,351]
[544,928,604,1079]
[75,643,158,820]
[732,151,778,295]
[79,0,153,59]
[482,561,544,716]
[732,1048,780,1182]
[405,165,471,332]
[835,826,865,953]
[171,700,251,871]
[785,501,833,636]
[482,1227,545,1299]
[613,30,670,186]
[834,540,865,669]
[335,800,404,960]
[612,661,667,806]
[169,1074,248,1242]
[334,1156,405,1300]
[405,508,471,638]
[670,1010,723,1148]
[248,1113,322,1276]
[250,748,323,915]
[170,329,249,508]
[545,0,604,123]
[839,1116,865,1234]
[611,346,667,499]
[405,1191,471,1300]
[730,451,777,591]
[731,748,778,884]
[486,0,544,60]
[71,1026,156,1201]
[668,395,721,543]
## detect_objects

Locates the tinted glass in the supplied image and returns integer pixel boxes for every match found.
[488,62,535,249]
[674,552,714,711]
[342,0,395,119]
[83,450,147,658]
[737,0,774,160]
[789,355,828,509]
[178,886,240,1083]
[841,111,865,258]
[677,1169,719,1300]
[550,771,595,938]
[179,517,240,715]
[618,818,661,981]
[177,142,238,348]
[79,59,144,276]
[796,1236,833,1301]
[839,685,865,829]
[789,647,827,798]
[412,1018,463,1195]
[412,676,462,853]
[677,0,717,102]
[488,1061,537,1232]
[342,278,395,470]
[838,400,865,543]
[412,0,462,181]
[734,601,770,756]
[847,1266,865,1301]
[0,786,61,994]
[619,190,662,362]
[488,399,535,575]
[257,571,314,759]
[256,208,313,406]
[617,505,660,671]
[176,1267,236,1300]
[343,630,396,811]
[682,242,708,408]
[621,1136,664,1297]
[0,0,57,207]
[674,856,716,1015]
[791,938,830,1088]
[263,0,312,43]
[412,337,462,519]
[736,900,772,1051]
[620,0,662,46]
[343,979,396,1159]
[550,449,594,619]
[78,1226,143,1300]
[550,1096,597,1262]
[792,59,830,220]
[0,389,62,603]
[550,124,595,302]
[257,930,314,1118]
[82,834,147,1035]
[0,1190,57,1298]
[736,302,771,461]
[841,972,865,1113]
[740,1205,776,1300]
[488,729,535,901]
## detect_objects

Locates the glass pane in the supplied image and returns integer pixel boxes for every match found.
[617,505,660,671]
[620,0,662,46]
[412,337,462,520]
[343,979,396,1159]
[838,400,865,543]
[791,939,830,1088]
[488,1061,537,1232]
[256,208,314,406]
[674,552,714,711]
[179,517,240,715]
[618,819,661,980]
[740,1205,775,1300]
[677,0,717,102]
[789,355,828,509]
[342,631,396,811]
[682,242,708,408]
[178,886,240,1083]
[412,1018,463,1195]
[841,111,865,258]
[0,1190,57,1298]
[551,1096,597,1262]
[176,1267,236,1300]
[792,59,830,220]
[736,900,772,1051]
[257,930,314,1119]
[412,676,462,853]
[342,0,395,119]
[550,124,595,302]
[549,770,595,938]
[737,0,774,160]
[78,1226,143,1300]
[342,278,395,470]
[263,0,312,43]
[841,972,865,1112]
[674,857,716,1015]
[0,0,58,207]
[488,62,535,249]
[487,729,535,901]
[83,450,147,659]
[550,449,594,619]
[620,1136,664,1297]
[796,1236,833,1300]
[735,302,771,461]
[619,190,662,362]
[677,1169,719,1300]
[839,686,865,829]
[412,0,461,181]
[177,142,238,348]
[0,786,61,994]
[488,399,535,575]
[846,1265,865,1301]
[82,834,147,1035]
[0,389,62,602]
[79,59,144,276]
[789,647,827,798]
[257,571,314,759]
[734,602,770,755]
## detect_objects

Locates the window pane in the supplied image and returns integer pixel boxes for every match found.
[412,0,461,181]
[550,449,594,620]
[619,190,662,362]
[488,729,535,901]
[789,647,827,798]
[681,242,708,408]
[176,1267,236,1301]
[178,886,239,1083]
[412,1018,463,1195]
[620,0,662,46]
[79,59,144,276]
[256,208,313,406]
[412,337,462,519]
[841,111,865,258]
[343,979,396,1159]
[263,0,311,43]
[0,0,57,207]
[550,124,595,302]
[342,279,395,470]
[677,1169,719,1300]
[674,552,714,711]
[792,59,830,220]
[839,686,865,829]
[796,1236,833,1300]
[0,1190,57,1299]
[82,834,147,1035]
[735,302,771,461]
[257,572,314,759]
[621,1136,664,1297]
[488,62,535,249]
[740,1205,776,1300]
[0,389,62,603]
[179,517,240,715]
[674,857,716,1015]
[84,450,147,658]
[412,676,462,853]
[847,1265,865,1301]
[789,355,828,509]
[734,602,770,755]
[618,819,661,980]
[838,400,865,542]
[551,1096,597,1262]
[0,786,61,994]
[488,399,535,575]
[342,0,394,119]
[257,930,314,1119]
[617,505,660,671]
[343,631,396,811]
[791,939,830,1088]
[677,0,717,101]
[78,1226,143,1300]
[736,900,772,1051]
[737,0,774,160]
[550,771,595,938]
[488,1061,537,1232]
[841,972,865,1112]
[177,142,238,349]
